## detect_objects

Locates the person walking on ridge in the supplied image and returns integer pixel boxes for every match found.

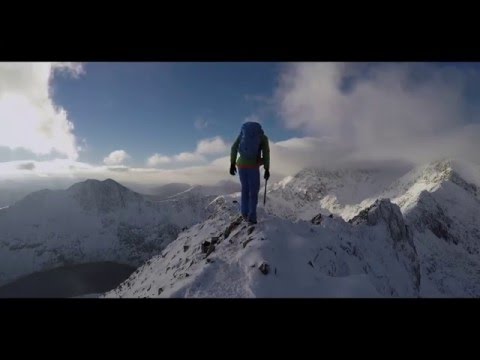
[229,121,270,225]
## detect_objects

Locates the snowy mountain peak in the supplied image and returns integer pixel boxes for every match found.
[275,167,378,190]
[430,159,480,197]
[67,178,143,213]
[0,177,218,287]
[413,159,465,185]
[267,165,408,222]
[408,159,478,186]
[68,178,130,193]
[382,159,480,209]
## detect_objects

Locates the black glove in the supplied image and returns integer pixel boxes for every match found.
[264,169,270,180]
[230,164,237,176]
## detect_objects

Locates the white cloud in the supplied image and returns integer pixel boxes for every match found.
[0,158,225,186]
[275,62,480,166]
[0,137,313,187]
[0,62,84,160]
[174,152,205,163]
[20,130,427,189]
[147,153,172,167]
[0,159,97,181]
[147,136,228,167]
[146,152,205,167]
[103,150,130,166]
[196,136,228,155]
[0,134,421,189]
[141,137,345,185]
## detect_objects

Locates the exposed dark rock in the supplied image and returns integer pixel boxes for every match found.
[243,238,254,248]
[258,262,270,275]
[224,216,244,239]
[311,213,323,225]
[205,244,216,258]
[201,241,211,253]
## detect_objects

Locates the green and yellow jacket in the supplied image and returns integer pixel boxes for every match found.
[230,134,270,170]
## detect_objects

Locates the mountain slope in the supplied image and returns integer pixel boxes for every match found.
[265,166,409,221]
[105,159,480,298]
[3,159,480,297]
[368,160,480,256]
[145,183,192,199]
[104,196,421,298]
[146,181,241,201]
[0,179,215,286]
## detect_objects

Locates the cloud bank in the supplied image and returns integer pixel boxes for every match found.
[0,62,84,160]
[147,136,228,167]
[275,62,480,166]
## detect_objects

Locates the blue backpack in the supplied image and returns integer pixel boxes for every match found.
[238,122,264,161]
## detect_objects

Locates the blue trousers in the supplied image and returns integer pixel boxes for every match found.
[238,167,260,222]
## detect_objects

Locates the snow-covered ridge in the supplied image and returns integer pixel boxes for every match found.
[266,159,480,222]
[380,159,480,207]
[0,178,216,287]
[3,159,480,297]
[265,166,409,221]
[146,181,241,201]
[104,159,480,298]
[105,196,421,298]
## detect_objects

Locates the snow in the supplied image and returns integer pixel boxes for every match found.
[265,167,409,222]
[147,181,241,201]
[104,197,420,298]
[103,159,480,298]
[3,158,480,298]
[0,178,216,286]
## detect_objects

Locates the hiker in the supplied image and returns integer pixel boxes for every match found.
[229,121,270,224]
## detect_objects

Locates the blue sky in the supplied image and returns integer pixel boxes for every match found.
[2,62,480,187]
[52,62,300,166]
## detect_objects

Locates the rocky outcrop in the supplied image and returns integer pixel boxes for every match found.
[350,199,420,290]
[406,190,457,245]
[350,199,409,242]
